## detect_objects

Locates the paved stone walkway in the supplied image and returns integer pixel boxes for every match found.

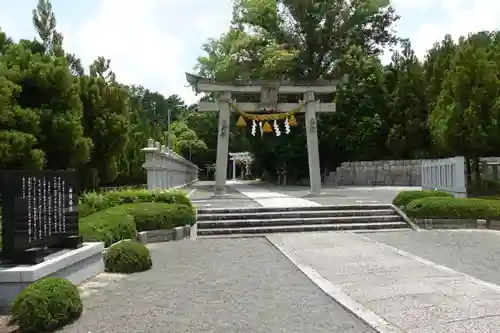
[187,181,260,209]
[243,182,418,205]
[268,232,500,333]
[228,181,320,207]
[366,230,500,287]
[61,239,375,333]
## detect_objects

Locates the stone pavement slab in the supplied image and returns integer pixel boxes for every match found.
[365,230,500,286]
[229,181,321,207]
[267,232,500,333]
[61,238,375,333]
[247,183,419,205]
[186,181,261,209]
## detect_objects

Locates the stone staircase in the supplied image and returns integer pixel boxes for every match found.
[196,204,414,238]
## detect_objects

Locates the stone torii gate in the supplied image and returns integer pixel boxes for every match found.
[229,152,253,180]
[186,73,340,196]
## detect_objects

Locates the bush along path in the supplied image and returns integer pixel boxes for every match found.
[393,190,500,229]
[10,278,83,333]
[104,240,152,274]
[78,188,196,247]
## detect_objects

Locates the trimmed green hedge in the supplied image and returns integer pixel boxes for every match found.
[79,202,195,246]
[104,240,152,273]
[79,189,192,215]
[405,197,500,219]
[393,190,453,207]
[120,202,196,231]
[79,207,137,247]
[10,277,82,333]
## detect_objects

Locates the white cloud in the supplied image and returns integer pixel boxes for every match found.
[392,0,434,10]
[60,0,232,104]
[406,0,500,59]
[61,0,188,100]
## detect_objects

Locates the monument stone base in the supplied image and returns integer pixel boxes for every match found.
[0,242,104,309]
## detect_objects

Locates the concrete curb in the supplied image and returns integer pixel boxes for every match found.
[411,217,497,230]
[136,225,192,244]
[266,237,401,333]
[390,204,420,231]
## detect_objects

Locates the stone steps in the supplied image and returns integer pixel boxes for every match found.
[196,204,413,238]
[198,215,401,228]
[198,222,409,236]
[197,204,393,215]
[198,209,395,221]
[196,228,413,238]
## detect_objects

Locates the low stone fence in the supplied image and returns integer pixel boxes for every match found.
[142,139,199,190]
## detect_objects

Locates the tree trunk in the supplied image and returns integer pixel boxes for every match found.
[465,155,472,185]
[473,156,481,184]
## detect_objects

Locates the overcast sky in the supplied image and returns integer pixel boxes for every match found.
[1,0,498,103]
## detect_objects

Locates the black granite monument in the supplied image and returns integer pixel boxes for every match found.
[0,170,82,265]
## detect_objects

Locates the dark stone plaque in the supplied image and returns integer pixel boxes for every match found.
[0,170,82,264]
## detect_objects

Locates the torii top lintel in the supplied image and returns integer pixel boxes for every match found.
[185,73,342,94]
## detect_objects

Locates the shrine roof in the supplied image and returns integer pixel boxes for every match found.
[186,73,344,94]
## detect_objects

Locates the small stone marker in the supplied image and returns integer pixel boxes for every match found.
[477,219,487,229]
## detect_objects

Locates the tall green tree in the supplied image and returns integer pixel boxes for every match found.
[195,0,400,179]
[429,32,500,182]
[385,40,430,158]
[80,58,129,185]
[0,30,45,170]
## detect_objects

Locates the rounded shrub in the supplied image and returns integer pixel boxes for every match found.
[79,208,137,247]
[392,190,453,207]
[405,197,500,219]
[10,277,82,333]
[104,240,152,273]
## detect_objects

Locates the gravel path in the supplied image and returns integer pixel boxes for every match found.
[365,230,500,285]
[60,238,375,333]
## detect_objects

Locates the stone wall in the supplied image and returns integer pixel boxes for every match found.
[324,157,500,187]
[324,160,423,186]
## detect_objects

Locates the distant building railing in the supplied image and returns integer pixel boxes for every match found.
[421,156,466,197]
[141,139,199,190]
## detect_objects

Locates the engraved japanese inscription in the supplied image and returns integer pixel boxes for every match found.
[1,170,78,256]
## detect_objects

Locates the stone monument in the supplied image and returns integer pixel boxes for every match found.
[0,170,104,309]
